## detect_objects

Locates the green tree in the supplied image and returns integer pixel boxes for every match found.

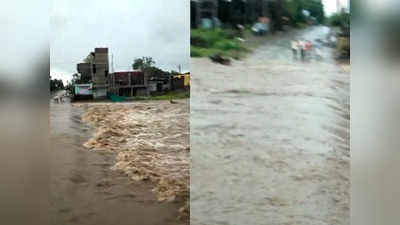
[170,70,180,75]
[303,0,325,24]
[328,12,350,27]
[65,73,84,95]
[65,81,74,94]
[283,0,325,25]
[147,66,171,79]
[49,76,65,92]
[71,73,81,84]
[132,57,155,71]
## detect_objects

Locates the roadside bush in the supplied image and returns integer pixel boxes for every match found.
[221,29,237,39]
[190,36,208,48]
[214,40,241,51]
[190,46,203,57]
[191,29,237,47]
[191,29,222,48]
[295,22,307,29]
[191,46,222,57]
[191,28,246,58]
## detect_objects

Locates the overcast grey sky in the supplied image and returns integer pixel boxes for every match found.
[51,0,189,84]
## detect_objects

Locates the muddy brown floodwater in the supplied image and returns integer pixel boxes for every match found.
[50,97,189,225]
[190,26,350,225]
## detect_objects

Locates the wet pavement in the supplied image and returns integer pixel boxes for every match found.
[191,26,349,225]
[50,96,185,225]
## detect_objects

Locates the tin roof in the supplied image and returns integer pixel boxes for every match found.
[113,71,143,75]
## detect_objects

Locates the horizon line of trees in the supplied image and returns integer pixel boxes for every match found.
[49,75,64,92]
[132,56,182,79]
[195,0,326,30]
[327,11,350,28]
[283,0,325,25]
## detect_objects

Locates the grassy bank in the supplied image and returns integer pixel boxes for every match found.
[126,90,190,101]
[191,25,309,59]
[70,90,190,103]
[191,29,250,59]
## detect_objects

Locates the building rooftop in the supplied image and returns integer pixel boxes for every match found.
[95,48,108,53]
[113,70,143,74]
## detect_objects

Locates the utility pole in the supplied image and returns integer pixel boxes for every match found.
[111,54,115,73]
[178,64,181,74]
[336,0,341,13]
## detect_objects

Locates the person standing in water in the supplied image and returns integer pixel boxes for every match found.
[291,40,299,59]
[299,39,305,61]
[305,41,312,61]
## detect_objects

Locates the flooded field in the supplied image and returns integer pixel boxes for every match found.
[190,26,350,225]
[50,98,189,225]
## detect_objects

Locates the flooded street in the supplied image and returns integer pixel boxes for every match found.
[191,26,349,225]
[50,97,188,225]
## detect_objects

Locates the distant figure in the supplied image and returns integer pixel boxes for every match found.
[236,24,244,38]
[304,41,312,61]
[291,40,299,59]
[53,96,60,103]
[53,94,64,103]
[306,41,312,51]
[299,40,306,61]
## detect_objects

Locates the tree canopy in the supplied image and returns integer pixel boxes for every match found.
[49,76,64,92]
[283,0,325,25]
[328,11,350,27]
[132,56,179,79]
[132,57,155,71]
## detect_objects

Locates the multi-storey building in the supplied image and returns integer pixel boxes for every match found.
[76,48,109,98]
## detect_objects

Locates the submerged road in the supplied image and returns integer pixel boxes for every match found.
[50,99,185,225]
[191,26,350,225]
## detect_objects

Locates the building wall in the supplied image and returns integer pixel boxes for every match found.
[92,48,109,87]
[174,74,190,87]
[76,48,110,99]
[77,63,92,82]
[192,0,219,28]
[172,77,185,90]
[74,84,92,95]
[92,63,108,86]
[93,87,107,98]
[148,82,158,92]
[108,71,150,97]
[131,72,145,85]
[136,88,148,96]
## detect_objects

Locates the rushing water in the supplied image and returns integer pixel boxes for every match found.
[50,96,184,225]
[191,26,350,225]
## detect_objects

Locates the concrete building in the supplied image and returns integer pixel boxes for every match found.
[76,63,92,83]
[171,76,185,90]
[191,0,219,28]
[92,48,109,98]
[74,47,187,99]
[108,71,149,97]
[76,48,109,99]
[173,73,190,88]
[336,0,341,13]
